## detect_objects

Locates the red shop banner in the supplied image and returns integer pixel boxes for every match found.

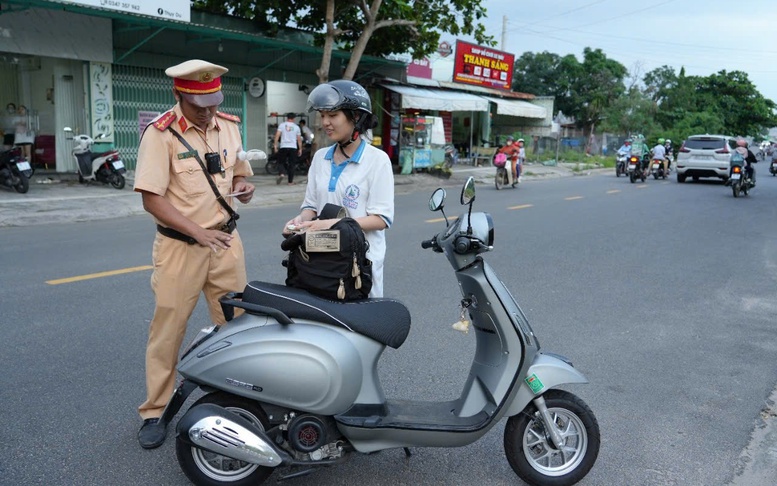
[452,40,514,91]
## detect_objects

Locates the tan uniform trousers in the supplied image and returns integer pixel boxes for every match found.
[138,230,246,419]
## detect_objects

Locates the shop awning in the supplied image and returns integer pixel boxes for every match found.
[382,85,489,112]
[483,97,547,119]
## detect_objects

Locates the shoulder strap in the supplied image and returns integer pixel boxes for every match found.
[167,126,237,219]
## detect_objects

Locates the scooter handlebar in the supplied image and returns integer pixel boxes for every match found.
[421,237,436,249]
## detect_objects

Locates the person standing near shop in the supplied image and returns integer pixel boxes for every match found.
[274,112,302,185]
[14,105,35,162]
[3,103,16,150]
[133,59,255,449]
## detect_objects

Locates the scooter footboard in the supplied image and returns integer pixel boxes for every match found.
[504,352,589,417]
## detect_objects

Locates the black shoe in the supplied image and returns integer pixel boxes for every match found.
[138,418,167,449]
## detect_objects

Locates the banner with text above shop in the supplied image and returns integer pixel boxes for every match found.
[452,40,514,91]
[61,0,190,22]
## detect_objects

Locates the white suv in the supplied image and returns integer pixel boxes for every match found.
[675,135,736,183]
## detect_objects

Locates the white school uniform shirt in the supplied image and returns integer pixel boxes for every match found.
[301,140,395,297]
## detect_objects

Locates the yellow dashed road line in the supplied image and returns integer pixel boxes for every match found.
[508,204,534,210]
[47,265,153,285]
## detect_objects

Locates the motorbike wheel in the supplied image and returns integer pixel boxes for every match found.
[14,173,29,194]
[264,155,279,175]
[176,392,274,486]
[629,172,635,183]
[733,182,740,198]
[615,167,621,177]
[495,168,506,190]
[111,174,125,190]
[504,390,600,486]
[653,172,659,180]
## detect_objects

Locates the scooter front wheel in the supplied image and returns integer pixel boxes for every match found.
[176,392,274,486]
[504,389,600,486]
[495,168,507,190]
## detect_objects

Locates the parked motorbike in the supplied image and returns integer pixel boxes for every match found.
[264,146,311,176]
[0,146,33,193]
[627,154,646,183]
[650,158,667,180]
[161,177,600,486]
[63,127,126,189]
[729,160,754,198]
[615,153,627,177]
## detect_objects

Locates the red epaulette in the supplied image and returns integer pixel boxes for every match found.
[216,111,241,123]
[152,110,177,131]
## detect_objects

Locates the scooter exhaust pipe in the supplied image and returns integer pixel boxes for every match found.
[176,403,290,467]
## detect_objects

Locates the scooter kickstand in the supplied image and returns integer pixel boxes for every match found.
[403,447,412,458]
[277,468,315,481]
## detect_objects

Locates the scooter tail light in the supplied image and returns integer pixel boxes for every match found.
[732,166,742,173]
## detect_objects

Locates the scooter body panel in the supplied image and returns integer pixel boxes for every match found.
[504,352,590,417]
[336,259,540,452]
[178,313,387,416]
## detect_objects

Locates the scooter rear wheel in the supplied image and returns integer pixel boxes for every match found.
[14,173,29,194]
[111,174,125,190]
[176,392,274,486]
[504,389,600,486]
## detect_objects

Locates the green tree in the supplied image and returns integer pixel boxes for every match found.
[512,51,578,116]
[512,48,627,136]
[694,70,777,136]
[572,48,628,132]
[600,86,660,138]
[192,0,493,83]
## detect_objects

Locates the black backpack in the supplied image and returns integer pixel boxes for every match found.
[282,217,372,300]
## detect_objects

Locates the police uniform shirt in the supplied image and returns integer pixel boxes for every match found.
[134,104,252,229]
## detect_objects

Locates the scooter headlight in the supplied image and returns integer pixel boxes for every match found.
[181,325,219,359]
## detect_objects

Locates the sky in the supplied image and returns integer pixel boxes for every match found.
[430,0,777,103]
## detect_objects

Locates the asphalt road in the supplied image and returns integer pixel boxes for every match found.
[2,171,776,485]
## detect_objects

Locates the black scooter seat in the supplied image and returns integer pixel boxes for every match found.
[241,281,411,349]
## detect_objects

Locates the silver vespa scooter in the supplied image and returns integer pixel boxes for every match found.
[164,177,600,486]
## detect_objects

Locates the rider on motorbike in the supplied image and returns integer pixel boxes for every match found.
[497,136,520,186]
[726,137,758,186]
[630,134,650,177]
[616,138,632,157]
[663,138,673,172]
[654,138,668,175]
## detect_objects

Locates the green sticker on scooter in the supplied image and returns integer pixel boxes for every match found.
[525,374,544,394]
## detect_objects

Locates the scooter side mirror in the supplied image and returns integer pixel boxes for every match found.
[429,188,446,212]
[460,176,476,206]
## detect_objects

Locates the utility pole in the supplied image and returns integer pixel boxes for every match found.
[501,16,507,50]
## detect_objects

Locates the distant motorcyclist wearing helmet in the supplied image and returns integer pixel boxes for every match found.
[497,135,520,186]
[653,138,668,175]
[616,138,633,157]
[516,138,526,183]
[726,137,758,186]
[631,134,651,177]
[283,80,394,297]
[663,138,673,172]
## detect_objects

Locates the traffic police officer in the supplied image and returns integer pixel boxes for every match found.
[134,59,255,449]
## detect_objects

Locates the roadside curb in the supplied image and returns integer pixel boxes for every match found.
[0,163,601,227]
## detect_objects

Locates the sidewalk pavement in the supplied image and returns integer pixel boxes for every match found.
[0,162,591,227]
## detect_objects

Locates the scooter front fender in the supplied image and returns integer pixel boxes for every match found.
[504,352,589,417]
